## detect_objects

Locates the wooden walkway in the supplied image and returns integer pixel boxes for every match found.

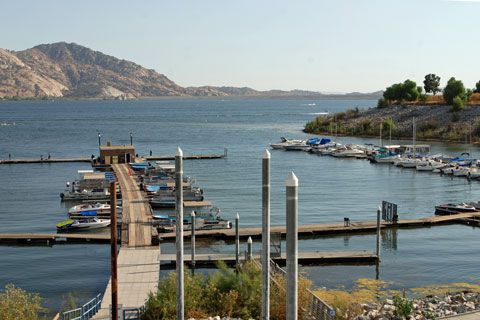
[93,164,160,319]
[0,158,92,164]
[0,233,110,244]
[159,250,378,268]
[93,248,159,319]
[159,212,480,241]
[112,163,156,247]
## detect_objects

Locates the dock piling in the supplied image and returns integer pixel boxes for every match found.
[247,237,253,260]
[235,213,240,267]
[191,211,196,271]
[175,147,184,320]
[376,205,381,258]
[262,149,271,320]
[286,172,298,320]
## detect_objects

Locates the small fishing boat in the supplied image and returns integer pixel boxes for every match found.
[57,217,111,231]
[434,203,478,215]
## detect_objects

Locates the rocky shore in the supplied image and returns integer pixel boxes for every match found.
[355,291,480,320]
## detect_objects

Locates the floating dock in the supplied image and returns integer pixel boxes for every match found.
[1,158,92,164]
[0,233,110,244]
[159,211,480,241]
[159,250,378,268]
[145,154,225,161]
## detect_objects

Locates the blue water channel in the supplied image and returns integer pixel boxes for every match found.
[1,99,479,313]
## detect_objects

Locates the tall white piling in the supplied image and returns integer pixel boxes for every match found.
[175,147,184,320]
[286,172,298,320]
[262,149,271,320]
[235,213,240,266]
[376,205,381,258]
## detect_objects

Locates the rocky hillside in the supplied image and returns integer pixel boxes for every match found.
[304,96,480,142]
[0,42,227,100]
[0,42,383,101]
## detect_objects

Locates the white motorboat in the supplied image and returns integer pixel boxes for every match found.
[453,166,469,177]
[416,160,445,171]
[269,137,306,149]
[68,202,114,215]
[332,147,365,158]
[468,168,480,179]
[371,154,400,163]
[435,203,478,215]
[57,217,110,231]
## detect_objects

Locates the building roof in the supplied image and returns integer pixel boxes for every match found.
[99,145,135,150]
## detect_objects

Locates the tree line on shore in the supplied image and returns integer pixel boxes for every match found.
[377,74,480,112]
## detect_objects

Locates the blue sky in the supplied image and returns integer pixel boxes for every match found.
[2,0,479,93]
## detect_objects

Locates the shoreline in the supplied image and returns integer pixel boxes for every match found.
[0,94,380,103]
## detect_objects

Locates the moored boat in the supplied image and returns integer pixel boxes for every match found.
[434,203,478,215]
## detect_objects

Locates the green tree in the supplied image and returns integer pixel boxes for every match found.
[443,77,466,105]
[474,81,480,93]
[423,74,441,95]
[383,80,420,102]
[0,284,46,320]
[451,96,465,112]
[401,79,420,101]
[466,89,473,102]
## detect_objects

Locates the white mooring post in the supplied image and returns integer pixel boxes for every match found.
[247,236,253,260]
[262,149,271,320]
[235,213,240,267]
[175,147,184,320]
[376,205,381,258]
[286,172,298,320]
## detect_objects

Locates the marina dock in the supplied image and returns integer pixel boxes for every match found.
[159,250,378,268]
[0,233,110,244]
[0,158,92,164]
[159,211,480,241]
[93,164,159,319]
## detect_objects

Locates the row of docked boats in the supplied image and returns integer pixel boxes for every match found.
[270,136,480,179]
[134,161,232,232]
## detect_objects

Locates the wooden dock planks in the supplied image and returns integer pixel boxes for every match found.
[112,164,154,248]
[0,233,110,244]
[1,158,92,164]
[159,250,378,268]
[159,212,480,241]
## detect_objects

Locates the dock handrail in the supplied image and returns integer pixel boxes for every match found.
[62,293,102,320]
[267,258,336,320]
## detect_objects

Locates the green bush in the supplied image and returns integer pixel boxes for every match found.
[393,295,414,319]
[444,77,467,105]
[452,112,461,122]
[420,120,437,132]
[141,261,312,320]
[450,96,465,112]
[377,98,389,109]
[0,284,46,320]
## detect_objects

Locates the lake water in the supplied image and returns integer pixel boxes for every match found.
[1,99,480,314]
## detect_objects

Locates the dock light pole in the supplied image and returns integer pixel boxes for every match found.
[376,205,381,258]
[286,172,298,320]
[235,213,240,267]
[262,149,271,320]
[191,211,196,272]
[130,132,133,146]
[98,132,101,147]
[109,181,118,320]
[175,147,184,320]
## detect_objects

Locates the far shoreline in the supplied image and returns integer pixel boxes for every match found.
[0,94,380,103]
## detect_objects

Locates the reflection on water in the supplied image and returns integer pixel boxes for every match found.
[382,228,398,251]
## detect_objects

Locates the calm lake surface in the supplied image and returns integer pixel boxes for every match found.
[1,99,479,313]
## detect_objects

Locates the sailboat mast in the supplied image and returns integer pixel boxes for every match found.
[412,116,416,157]
[389,118,392,154]
[380,122,382,147]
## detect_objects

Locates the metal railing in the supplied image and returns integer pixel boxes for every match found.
[62,293,102,320]
[267,259,336,320]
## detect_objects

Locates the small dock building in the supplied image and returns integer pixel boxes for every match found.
[99,141,135,164]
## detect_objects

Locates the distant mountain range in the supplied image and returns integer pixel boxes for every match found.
[0,42,382,100]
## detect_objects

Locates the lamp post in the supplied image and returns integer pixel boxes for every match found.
[98,132,101,147]
[130,132,133,145]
